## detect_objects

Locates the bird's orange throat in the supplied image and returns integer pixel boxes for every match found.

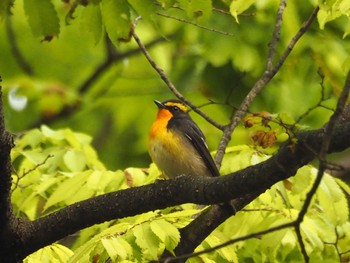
[149,109,173,139]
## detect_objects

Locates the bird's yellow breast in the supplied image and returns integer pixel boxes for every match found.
[148,125,208,178]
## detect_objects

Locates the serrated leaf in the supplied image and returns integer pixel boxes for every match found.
[132,223,160,260]
[69,222,131,263]
[230,0,255,23]
[23,0,60,38]
[101,236,128,260]
[150,219,180,253]
[100,0,131,45]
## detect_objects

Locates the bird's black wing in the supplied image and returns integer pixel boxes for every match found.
[179,118,220,177]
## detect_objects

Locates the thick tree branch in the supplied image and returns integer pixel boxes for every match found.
[0,85,22,262]
[9,120,350,260]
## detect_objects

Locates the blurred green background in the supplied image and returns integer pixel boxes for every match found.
[0,0,349,170]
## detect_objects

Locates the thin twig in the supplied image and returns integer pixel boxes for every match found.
[266,0,287,70]
[131,18,225,131]
[163,221,295,262]
[214,6,320,168]
[156,12,235,36]
[293,71,350,262]
[11,154,53,193]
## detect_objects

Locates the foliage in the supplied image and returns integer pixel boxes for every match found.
[11,126,350,262]
[1,0,350,262]
[0,0,349,170]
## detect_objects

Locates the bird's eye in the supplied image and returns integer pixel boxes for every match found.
[173,106,179,111]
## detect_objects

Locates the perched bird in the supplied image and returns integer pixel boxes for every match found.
[148,99,220,179]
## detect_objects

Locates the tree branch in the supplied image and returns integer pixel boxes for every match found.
[214,6,320,168]
[266,0,287,70]
[11,120,350,260]
[131,18,225,131]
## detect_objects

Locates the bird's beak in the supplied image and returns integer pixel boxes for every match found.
[154,100,166,109]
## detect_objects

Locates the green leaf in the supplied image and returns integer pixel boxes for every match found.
[69,223,131,263]
[317,0,350,30]
[101,236,129,260]
[290,165,314,195]
[24,244,73,262]
[301,218,324,251]
[336,178,350,196]
[132,223,160,260]
[80,4,103,45]
[63,149,86,172]
[150,219,180,253]
[178,0,212,20]
[100,0,131,45]
[0,0,11,19]
[230,0,256,23]
[23,0,60,38]
[317,174,349,224]
[128,0,155,21]
[44,171,93,211]
[15,128,44,149]
[204,231,238,262]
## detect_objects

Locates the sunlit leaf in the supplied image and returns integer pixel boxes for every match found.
[150,219,180,253]
[63,149,86,172]
[230,0,255,23]
[44,171,93,211]
[24,244,73,263]
[101,236,128,260]
[132,223,160,260]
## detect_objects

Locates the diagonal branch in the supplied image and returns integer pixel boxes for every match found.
[214,6,320,168]
[266,0,287,70]
[131,18,225,131]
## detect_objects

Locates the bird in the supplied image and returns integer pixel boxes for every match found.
[148,99,220,179]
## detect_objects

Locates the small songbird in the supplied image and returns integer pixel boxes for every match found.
[148,99,220,179]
